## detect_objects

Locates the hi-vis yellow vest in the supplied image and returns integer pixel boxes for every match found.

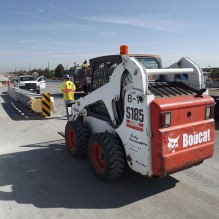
[61,81,76,101]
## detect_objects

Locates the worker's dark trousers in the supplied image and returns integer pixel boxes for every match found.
[65,100,73,121]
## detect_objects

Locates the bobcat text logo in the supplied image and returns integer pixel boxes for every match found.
[183,129,211,148]
[168,136,179,153]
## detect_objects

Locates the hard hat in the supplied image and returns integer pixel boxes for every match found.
[64,74,70,79]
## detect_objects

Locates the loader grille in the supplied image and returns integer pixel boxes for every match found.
[148,81,195,98]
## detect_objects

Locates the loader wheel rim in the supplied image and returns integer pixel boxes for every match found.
[91,143,106,173]
[67,128,76,151]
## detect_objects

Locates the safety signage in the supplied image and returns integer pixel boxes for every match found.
[41,93,51,117]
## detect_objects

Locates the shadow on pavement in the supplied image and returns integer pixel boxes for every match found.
[0,140,178,209]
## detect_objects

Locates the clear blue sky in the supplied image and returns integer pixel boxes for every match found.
[0,0,219,73]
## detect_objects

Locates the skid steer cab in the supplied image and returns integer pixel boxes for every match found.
[65,45,215,181]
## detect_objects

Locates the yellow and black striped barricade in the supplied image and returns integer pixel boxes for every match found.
[31,94,54,116]
[41,93,52,117]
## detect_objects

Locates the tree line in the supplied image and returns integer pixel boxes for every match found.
[10,64,74,80]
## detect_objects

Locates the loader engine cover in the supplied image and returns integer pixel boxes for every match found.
[150,95,215,176]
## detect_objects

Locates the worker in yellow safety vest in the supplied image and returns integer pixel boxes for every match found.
[82,59,88,69]
[82,59,88,74]
[61,74,76,120]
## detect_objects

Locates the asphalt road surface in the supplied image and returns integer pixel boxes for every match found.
[0,81,219,219]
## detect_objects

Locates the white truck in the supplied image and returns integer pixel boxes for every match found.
[14,75,45,94]
[65,45,215,180]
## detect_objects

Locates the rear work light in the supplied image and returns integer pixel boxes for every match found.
[160,112,171,128]
[205,104,215,120]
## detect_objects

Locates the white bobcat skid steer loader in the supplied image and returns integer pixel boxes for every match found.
[65,46,215,180]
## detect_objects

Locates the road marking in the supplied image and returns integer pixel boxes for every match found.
[58,131,65,138]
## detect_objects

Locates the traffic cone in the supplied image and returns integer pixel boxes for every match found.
[6,80,12,86]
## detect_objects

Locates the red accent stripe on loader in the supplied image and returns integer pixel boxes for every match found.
[126,119,144,132]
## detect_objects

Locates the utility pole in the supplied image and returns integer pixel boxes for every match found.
[72,61,77,82]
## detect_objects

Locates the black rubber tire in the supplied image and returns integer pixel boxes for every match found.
[88,133,125,181]
[65,121,90,157]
